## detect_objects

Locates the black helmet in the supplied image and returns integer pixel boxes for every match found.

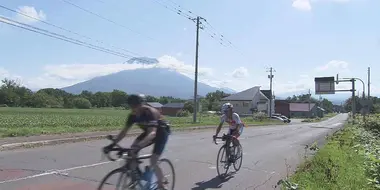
[127,94,146,107]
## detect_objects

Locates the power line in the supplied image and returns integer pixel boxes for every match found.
[163,0,197,17]
[0,16,134,59]
[0,4,141,57]
[153,0,240,50]
[152,0,194,21]
[60,0,156,41]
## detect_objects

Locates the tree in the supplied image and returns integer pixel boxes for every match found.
[146,95,159,102]
[93,92,111,108]
[0,77,200,110]
[30,92,63,108]
[320,98,334,113]
[183,101,194,113]
[73,97,92,109]
[110,90,127,107]
[204,90,230,111]
[343,96,362,113]
[286,94,318,103]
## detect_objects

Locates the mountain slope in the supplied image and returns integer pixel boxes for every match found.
[61,68,235,98]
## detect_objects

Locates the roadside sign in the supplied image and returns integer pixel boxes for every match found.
[315,77,335,94]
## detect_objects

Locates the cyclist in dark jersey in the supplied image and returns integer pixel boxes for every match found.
[103,94,170,190]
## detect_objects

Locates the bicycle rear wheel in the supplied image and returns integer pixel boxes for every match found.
[157,158,176,190]
[98,168,143,190]
[216,145,230,178]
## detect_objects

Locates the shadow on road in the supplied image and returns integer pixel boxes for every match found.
[191,172,235,190]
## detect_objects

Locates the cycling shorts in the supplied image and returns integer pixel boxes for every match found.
[135,127,169,155]
[228,125,244,137]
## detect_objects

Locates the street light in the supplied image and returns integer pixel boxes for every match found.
[342,77,365,98]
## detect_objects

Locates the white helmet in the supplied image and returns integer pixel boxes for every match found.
[221,102,233,113]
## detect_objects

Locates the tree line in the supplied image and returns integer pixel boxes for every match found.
[0,78,230,110]
[3,77,378,114]
[286,93,380,114]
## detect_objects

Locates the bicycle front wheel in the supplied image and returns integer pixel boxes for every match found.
[98,168,142,190]
[216,145,230,177]
[233,143,243,171]
[158,158,176,190]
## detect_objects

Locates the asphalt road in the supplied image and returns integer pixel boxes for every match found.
[0,114,348,190]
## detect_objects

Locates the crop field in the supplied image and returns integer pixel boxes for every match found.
[0,107,279,137]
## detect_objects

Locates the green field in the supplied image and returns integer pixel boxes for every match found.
[0,107,281,137]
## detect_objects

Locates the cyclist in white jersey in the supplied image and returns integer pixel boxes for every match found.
[213,102,244,146]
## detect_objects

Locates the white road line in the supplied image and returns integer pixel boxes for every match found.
[0,159,121,184]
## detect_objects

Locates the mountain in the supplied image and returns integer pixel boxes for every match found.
[61,68,236,98]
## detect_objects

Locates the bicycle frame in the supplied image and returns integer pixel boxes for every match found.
[215,134,236,162]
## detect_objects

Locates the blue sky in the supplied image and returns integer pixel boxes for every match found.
[0,0,379,98]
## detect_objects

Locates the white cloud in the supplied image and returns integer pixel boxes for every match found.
[176,52,183,57]
[292,0,312,11]
[14,6,46,24]
[0,68,10,78]
[293,0,352,11]
[316,60,349,72]
[229,67,249,79]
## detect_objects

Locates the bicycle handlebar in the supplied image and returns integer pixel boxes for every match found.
[213,133,235,145]
[102,135,136,161]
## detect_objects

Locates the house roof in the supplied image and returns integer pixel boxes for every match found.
[259,91,269,100]
[260,90,272,99]
[146,102,163,108]
[289,103,316,112]
[221,86,261,101]
[162,102,185,108]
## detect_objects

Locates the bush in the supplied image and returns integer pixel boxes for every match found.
[73,97,92,109]
[360,115,380,133]
[0,104,8,107]
[177,110,190,117]
[253,112,267,121]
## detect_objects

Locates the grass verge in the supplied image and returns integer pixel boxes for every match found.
[0,107,283,137]
[279,122,380,190]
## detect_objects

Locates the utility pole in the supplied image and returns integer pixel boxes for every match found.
[192,16,205,123]
[352,78,356,124]
[267,67,275,117]
[368,67,371,98]
[308,89,311,118]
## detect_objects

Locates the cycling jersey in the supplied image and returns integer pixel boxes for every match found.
[220,112,244,136]
[126,106,169,155]
[220,112,242,130]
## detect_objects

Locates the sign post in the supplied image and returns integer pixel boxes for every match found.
[314,76,356,124]
[314,77,336,94]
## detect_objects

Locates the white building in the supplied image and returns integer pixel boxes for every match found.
[221,86,274,116]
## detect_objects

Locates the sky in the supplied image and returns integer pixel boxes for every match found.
[0,0,379,99]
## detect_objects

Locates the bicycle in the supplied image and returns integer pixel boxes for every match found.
[98,135,176,190]
[214,133,243,177]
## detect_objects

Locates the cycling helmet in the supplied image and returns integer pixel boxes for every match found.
[127,94,146,107]
[221,102,233,113]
